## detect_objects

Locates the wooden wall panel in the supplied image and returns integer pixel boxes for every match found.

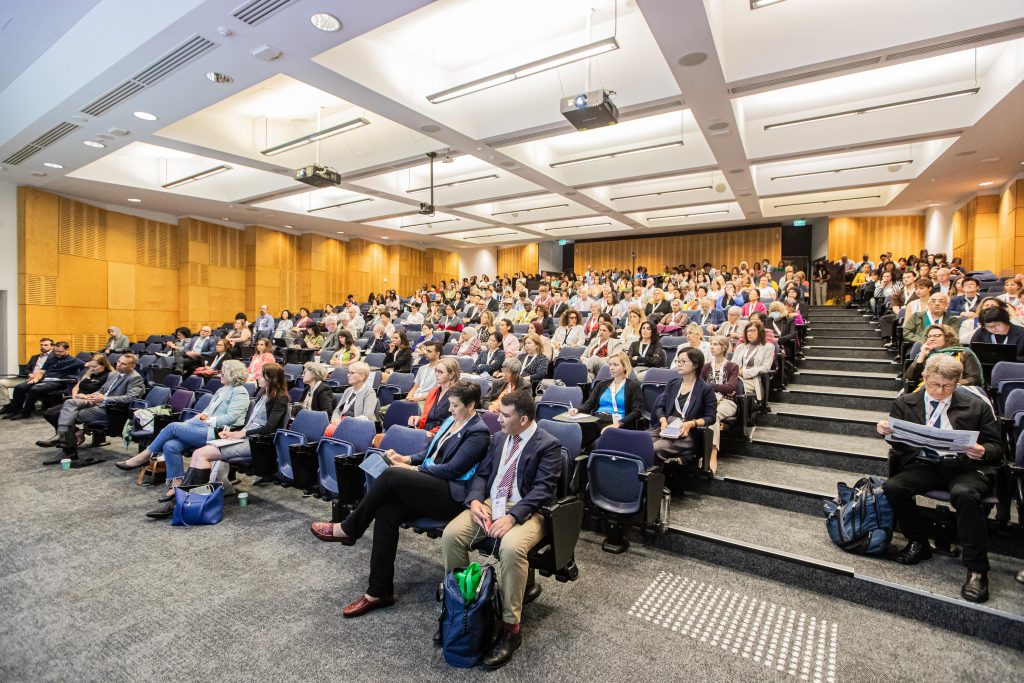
[827,216,925,263]
[575,227,782,274]
[497,244,538,276]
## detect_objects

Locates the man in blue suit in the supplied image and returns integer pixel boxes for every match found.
[181,326,217,374]
[3,341,83,419]
[441,391,562,669]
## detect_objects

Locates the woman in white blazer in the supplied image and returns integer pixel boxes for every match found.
[581,320,623,380]
[730,320,775,401]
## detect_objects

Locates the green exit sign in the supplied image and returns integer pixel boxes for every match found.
[792,219,807,227]
[558,239,569,246]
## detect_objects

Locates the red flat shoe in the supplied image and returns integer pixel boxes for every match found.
[343,595,395,618]
[310,521,356,545]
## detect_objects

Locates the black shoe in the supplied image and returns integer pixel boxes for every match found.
[35,437,61,448]
[43,452,76,466]
[433,624,442,648]
[523,581,543,604]
[157,491,176,503]
[961,570,989,603]
[1016,568,1024,585]
[482,627,522,669]
[253,476,276,487]
[7,413,27,421]
[145,502,174,519]
[894,540,933,565]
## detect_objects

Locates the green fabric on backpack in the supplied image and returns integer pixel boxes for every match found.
[455,562,483,603]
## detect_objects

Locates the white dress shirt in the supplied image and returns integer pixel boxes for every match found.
[489,421,538,513]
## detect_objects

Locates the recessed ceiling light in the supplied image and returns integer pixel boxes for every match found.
[708,122,730,131]
[336,231,345,234]
[127,198,142,203]
[750,0,786,8]
[82,140,105,148]
[205,72,233,84]
[310,12,342,32]
[133,111,158,121]
[381,236,389,239]
[162,164,231,189]
[222,217,230,221]
[42,162,63,169]
[31,172,46,177]
[284,225,294,229]
[420,124,442,133]
[677,52,707,67]
[978,181,994,186]
[980,157,1000,163]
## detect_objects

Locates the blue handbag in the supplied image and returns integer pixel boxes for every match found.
[823,476,892,555]
[172,483,224,526]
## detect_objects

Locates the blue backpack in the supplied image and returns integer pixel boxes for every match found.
[439,563,500,668]
[824,476,893,555]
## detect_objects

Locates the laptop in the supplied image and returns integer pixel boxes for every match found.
[969,342,1017,367]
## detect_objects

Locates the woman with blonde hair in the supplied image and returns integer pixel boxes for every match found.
[619,307,644,346]
[567,351,643,449]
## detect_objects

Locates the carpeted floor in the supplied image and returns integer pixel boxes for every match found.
[2,416,1023,682]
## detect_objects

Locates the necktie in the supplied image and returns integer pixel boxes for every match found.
[497,434,523,500]
[929,399,941,427]
[105,373,124,394]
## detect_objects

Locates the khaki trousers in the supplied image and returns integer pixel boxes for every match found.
[710,398,738,450]
[0,377,22,404]
[442,500,544,625]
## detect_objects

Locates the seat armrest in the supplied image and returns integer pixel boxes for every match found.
[639,467,666,526]
[537,495,584,573]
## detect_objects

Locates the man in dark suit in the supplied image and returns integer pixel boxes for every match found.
[0,338,53,410]
[3,341,83,420]
[947,276,981,318]
[461,295,482,326]
[877,355,1002,603]
[181,326,217,374]
[441,391,562,669]
[902,292,960,343]
[45,353,145,464]
[549,290,569,321]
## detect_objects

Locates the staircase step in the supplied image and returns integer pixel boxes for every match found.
[801,344,893,360]
[793,369,900,391]
[780,385,897,412]
[686,455,860,515]
[739,424,889,473]
[804,334,887,347]
[800,356,897,373]
[761,403,887,438]
[807,327,880,338]
[659,495,1024,648]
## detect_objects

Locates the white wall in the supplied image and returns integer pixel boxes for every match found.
[459,247,497,280]
[0,182,18,373]
[925,205,955,255]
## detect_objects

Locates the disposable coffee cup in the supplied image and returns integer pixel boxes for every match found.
[238,492,249,507]
[60,458,72,470]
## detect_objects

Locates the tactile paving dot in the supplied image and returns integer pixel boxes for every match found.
[629,572,840,683]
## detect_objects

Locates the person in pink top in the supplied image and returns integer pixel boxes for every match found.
[246,338,276,383]
[740,288,767,318]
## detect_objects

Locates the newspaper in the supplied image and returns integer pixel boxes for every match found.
[884,418,979,460]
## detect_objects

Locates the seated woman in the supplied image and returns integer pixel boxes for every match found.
[740,288,767,318]
[188,363,290,495]
[289,307,313,337]
[533,305,555,337]
[657,299,689,336]
[582,321,622,381]
[906,324,983,390]
[518,333,549,385]
[582,302,603,339]
[453,327,481,357]
[245,338,276,383]
[650,347,718,467]
[226,319,252,346]
[701,336,740,475]
[644,288,672,324]
[194,338,232,377]
[103,326,130,354]
[329,330,360,367]
[406,357,460,436]
[497,318,520,355]
[476,310,496,344]
[551,309,586,351]
[473,333,505,377]
[627,322,665,381]
[36,354,113,448]
[164,327,192,373]
[567,352,643,450]
[381,330,412,381]
[767,300,797,356]
[619,307,644,346]
[971,305,1024,361]
[405,307,425,326]
[115,360,251,518]
[483,357,531,410]
[303,323,325,351]
[309,381,490,618]
[997,276,1024,318]
[731,320,775,402]
[300,362,336,414]
[274,309,293,339]
[674,323,711,363]
[325,361,379,436]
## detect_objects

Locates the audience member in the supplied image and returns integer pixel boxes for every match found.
[568,351,642,450]
[906,325,982,389]
[970,305,1024,360]
[483,358,531,411]
[2,341,83,420]
[103,326,130,354]
[35,354,113,447]
[650,347,717,467]
[731,321,775,402]
[325,361,379,435]
[626,321,665,381]
[300,362,335,414]
[1,338,52,406]
[701,336,740,474]
[181,326,217,374]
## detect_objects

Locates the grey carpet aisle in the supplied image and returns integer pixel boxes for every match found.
[2,418,1022,682]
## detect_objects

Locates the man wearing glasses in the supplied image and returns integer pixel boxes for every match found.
[876,355,1002,603]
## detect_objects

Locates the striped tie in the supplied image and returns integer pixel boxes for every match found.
[497,434,523,500]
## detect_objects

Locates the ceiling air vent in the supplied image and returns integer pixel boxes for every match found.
[729,57,881,95]
[620,97,684,120]
[885,24,1024,61]
[2,122,80,165]
[232,0,297,26]
[80,35,216,116]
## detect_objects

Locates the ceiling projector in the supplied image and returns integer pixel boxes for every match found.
[295,164,341,188]
[561,89,618,131]
[418,202,435,216]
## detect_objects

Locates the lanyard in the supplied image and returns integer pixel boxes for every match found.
[608,380,624,419]
[639,343,650,358]
[926,399,947,428]
[990,333,1008,345]
[341,386,365,415]
[523,355,534,369]
[674,385,694,419]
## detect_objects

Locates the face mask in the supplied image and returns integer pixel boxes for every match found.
[770,312,782,320]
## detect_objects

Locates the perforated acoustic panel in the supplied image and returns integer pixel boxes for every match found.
[58,197,107,260]
[189,262,210,286]
[24,274,58,306]
[210,225,244,269]
[134,217,178,269]
[71,334,105,355]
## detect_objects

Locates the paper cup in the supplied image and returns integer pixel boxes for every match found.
[60,458,72,470]
[238,492,249,507]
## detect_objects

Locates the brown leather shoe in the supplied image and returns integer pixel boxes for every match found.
[342,595,395,618]
[310,521,355,545]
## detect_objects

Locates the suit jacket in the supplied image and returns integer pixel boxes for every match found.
[582,336,622,361]
[383,347,413,372]
[40,355,85,381]
[580,377,643,428]
[100,370,146,406]
[24,352,51,375]
[903,311,962,343]
[693,309,725,326]
[185,336,217,355]
[888,388,1002,475]
[484,375,532,407]
[517,353,549,384]
[411,415,491,502]
[462,304,481,324]
[947,295,981,316]
[768,316,797,345]
[473,348,505,376]
[331,384,379,421]
[306,382,336,415]
[321,328,342,353]
[627,340,666,369]
[550,302,569,320]
[653,376,718,426]
[466,427,563,523]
